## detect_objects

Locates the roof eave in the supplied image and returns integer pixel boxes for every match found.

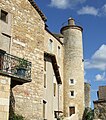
[28,0,47,22]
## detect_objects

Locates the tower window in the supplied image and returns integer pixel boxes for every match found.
[1,10,8,23]
[69,106,75,116]
[69,79,76,85]
[70,91,74,97]
[70,79,74,84]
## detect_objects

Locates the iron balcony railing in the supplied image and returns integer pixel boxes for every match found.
[0,49,31,82]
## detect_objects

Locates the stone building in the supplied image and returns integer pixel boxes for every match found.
[84,83,91,108]
[93,86,106,120]
[0,0,85,120]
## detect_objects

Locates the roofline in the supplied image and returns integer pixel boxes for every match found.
[28,0,47,22]
[45,27,63,45]
[93,100,106,103]
[60,25,83,34]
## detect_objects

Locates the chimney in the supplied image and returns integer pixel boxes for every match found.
[68,17,75,25]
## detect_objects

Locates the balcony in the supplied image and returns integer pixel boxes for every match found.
[0,49,31,83]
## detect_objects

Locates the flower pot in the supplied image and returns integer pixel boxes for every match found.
[17,68,26,77]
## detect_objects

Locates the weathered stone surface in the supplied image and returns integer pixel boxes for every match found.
[0,1,85,120]
[94,101,106,120]
[84,83,91,108]
[0,0,45,119]
[61,19,85,120]
[0,76,10,120]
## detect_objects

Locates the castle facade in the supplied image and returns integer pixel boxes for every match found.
[0,0,86,120]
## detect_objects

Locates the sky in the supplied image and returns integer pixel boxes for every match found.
[35,0,106,108]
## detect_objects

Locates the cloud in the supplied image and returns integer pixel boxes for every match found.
[77,6,99,16]
[84,78,91,83]
[95,72,106,81]
[49,0,86,9]
[77,4,106,16]
[49,0,70,9]
[85,44,106,71]
[99,4,106,16]
[102,4,106,13]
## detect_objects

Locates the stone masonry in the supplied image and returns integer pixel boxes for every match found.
[61,18,85,120]
[0,0,86,120]
[94,86,106,120]
[0,0,45,119]
[84,83,91,108]
[0,75,10,120]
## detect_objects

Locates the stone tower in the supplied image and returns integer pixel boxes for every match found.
[61,18,85,119]
[84,83,91,108]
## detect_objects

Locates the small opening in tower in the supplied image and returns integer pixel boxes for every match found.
[69,106,75,116]
[1,10,8,23]
[70,91,74,96]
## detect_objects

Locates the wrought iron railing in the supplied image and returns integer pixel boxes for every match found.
[0,49,31,81]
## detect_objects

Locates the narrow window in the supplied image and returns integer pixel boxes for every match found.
[69,106,75,116]
[58,46,61,57]
[70,91,74,97]
[44,74,46,88]
[70,79,74,84]
[44,59,46,71]
[54,83,56,96]
[43,100,47,119]
[44,59,46,88]
[48,39,53,52]
[1,10,8,22]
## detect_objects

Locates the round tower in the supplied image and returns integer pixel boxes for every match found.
[61,18,85,120]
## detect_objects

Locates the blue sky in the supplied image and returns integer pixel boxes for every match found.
[35,0,106,108]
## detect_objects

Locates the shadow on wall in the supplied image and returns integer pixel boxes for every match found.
[9,86,15,120]
[9,81,24,120]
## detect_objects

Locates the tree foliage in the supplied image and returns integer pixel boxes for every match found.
[83,107,94,120]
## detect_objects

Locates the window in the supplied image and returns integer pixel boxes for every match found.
[1,10,8,22]
[43,100,47,119]
[70,79,74,84]
[69,106,75,116]
[48,39,53,52]
[0,33,11,52]
[44,74,46,88]
[44,59,46,88]
[54,83,56,96]
[58,46,61,57]
[69,79,75,85]
[70,91,74,97]
[44,59,46,71]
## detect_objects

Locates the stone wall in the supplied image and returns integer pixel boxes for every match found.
[0,0,45,119]
[98,86,106,100]
[84,83,91,108]
[94,101,106,120]
[61,19,85,120]
[44,31,63,120]
[0,1,85,120]
[0,75,10,120]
